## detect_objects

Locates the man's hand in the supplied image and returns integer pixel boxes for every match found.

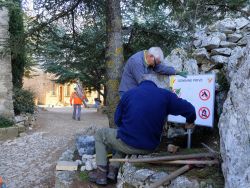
[185,123,195,129]
[176,71,188,78]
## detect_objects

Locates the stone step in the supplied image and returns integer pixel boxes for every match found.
[56,161,78,171]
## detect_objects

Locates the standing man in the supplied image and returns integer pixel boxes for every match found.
[119,47,187,97]
[89,75,196,185]
[70,87,86,121]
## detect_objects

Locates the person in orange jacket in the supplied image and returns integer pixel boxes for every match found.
[70,87,86,121]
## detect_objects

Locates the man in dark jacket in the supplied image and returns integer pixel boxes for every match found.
[89,75,196,185]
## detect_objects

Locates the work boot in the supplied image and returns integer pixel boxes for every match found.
[107,165,119,182]
[88,165,107,185]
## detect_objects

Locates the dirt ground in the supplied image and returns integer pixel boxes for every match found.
[0,106,109,188]
[35,107,109,136]
[35,107,110,187]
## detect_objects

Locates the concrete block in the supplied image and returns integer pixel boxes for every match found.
[0,126,18,140]
[6,127,18,138]
[16,124,26,133]
[56,161,78,171]
[0,128,7,139]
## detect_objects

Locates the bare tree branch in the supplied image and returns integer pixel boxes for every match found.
[26,0,82,37]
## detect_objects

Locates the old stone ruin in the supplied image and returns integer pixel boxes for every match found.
[0,7,14,119]
[0,8,37,140]
[54,17,250,188]
[193,17,250,188]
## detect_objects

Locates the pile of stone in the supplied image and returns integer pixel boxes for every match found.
[55,139,97,187]
[56,135,97,173]
[55,149,76,187]
[0,113,37,140]
[15,113,36,129]
[78,154,97,171]
[193,17,249,78]
[75,135,95,156]
[75,135,97,171]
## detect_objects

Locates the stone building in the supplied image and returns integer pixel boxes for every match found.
[0,7,14,119]
[23,68,102,107]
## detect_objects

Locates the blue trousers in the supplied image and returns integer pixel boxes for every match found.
[73,104,81,120]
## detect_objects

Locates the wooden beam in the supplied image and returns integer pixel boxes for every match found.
[150,159,219,165]
[109,153,216,163]
[147,165,192,188]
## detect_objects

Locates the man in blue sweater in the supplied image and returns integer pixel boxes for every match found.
[119,47,187,97]
[89,75,196,185]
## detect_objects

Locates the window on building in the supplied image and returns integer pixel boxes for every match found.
[66,84,71,96]
[51,81,56,96]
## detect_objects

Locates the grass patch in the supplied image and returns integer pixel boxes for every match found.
[78,171,89,181]
[0,116,14,128]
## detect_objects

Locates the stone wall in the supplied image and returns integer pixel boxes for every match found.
[218,39,250,188]
[193,17,249,77]
[193,17,250,188]
[0,7,14,119]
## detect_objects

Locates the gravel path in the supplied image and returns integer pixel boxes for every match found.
[0,107,109,188]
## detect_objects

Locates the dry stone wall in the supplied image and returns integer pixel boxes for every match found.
[0,7,14,119]
[193,17,249,79]
[193,17,250,188]
[218,38,250,188]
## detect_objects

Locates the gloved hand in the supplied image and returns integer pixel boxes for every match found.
[176,71,188,78]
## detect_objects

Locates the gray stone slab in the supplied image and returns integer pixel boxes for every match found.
[56,161,78,171]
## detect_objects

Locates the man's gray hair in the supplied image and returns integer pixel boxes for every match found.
[148,47,164,63]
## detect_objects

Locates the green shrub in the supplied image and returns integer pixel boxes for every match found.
[13,88,35,115]
[0,116,14,128]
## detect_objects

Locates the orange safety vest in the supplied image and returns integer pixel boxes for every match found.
[70,92,85,105]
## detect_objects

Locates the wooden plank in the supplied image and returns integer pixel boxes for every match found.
[109,153,215,163]
[148,165,192,188]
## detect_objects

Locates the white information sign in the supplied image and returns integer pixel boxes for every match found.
[167,74,215,127]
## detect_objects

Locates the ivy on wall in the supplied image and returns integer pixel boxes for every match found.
[0,0,26,88]
[0,1,35,115]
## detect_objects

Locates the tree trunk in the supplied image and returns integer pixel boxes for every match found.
[105,0,123,128]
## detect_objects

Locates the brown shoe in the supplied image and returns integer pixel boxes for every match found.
[107,165,119,181]
[88,165,107,185]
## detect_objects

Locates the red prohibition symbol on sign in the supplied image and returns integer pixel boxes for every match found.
[199,89,210,101]
[199,107,210,119]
